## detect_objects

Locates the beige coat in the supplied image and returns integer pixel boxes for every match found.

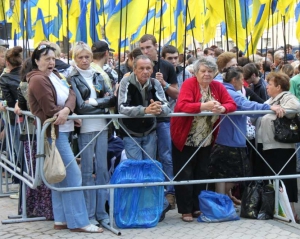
[256,91,300,150]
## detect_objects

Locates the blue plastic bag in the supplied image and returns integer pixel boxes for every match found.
[110,159,164,228]
[198,190,240,223]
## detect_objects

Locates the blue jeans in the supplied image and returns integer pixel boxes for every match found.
[123,131,157,160]
[51,132,89,229]
[156,122,174,195]
[123,131,169,210]
[78,130,109,221]
[10,124,20,157]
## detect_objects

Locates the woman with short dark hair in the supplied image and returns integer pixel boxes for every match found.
[257,72,300,222]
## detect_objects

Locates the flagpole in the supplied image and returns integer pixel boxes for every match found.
[187,4,196,56]
[244,0,249,59]
[272,8,274,63]
[22,1,26,57]
[124,0,128,54]
[288,19,290,46]
[118,0,123,83]
[250,32,254,61]
[0,0,8,45]
[276,13,279,49]
[157,0,163,72]
[66,0,70,64]
[101,0,106,38]
[58,0,61,42]
[25,0,29,57]
[48,0,51,41]
[220,24,223,50]
[264,1,271,80]
[145,0,150,34]
[223,0,229,51]
[153,2,157,36]
[183,0,189,81]
[282,15,287,63]
[233,0,238,60]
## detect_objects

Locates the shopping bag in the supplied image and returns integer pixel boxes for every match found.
[240,181,263,219]
[257,184,275,220]
[276,180,296,223]
[197,190,240,223]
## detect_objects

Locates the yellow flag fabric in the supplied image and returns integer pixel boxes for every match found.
[296,17,300,42]
[105,0,156,50]
[246,0,271,55]
[0,1,7,22]
[33,8,47,48]
[69,0,80,42]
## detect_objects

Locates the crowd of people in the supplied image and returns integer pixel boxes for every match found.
[1,35,300,232]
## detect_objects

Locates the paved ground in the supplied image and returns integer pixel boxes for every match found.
[2,182,300,239]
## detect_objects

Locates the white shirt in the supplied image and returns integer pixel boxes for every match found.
[49,72,74,132]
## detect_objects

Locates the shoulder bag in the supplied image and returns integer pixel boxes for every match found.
[43,119,66,184]
[270,93,300,143]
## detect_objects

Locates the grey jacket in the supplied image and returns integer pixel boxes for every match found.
[118,73,171,137]
[257,91,300,150]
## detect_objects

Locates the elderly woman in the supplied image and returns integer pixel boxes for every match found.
[257,72,300,222]
[69,42,115,226]
[170,57,237,222]
[209,67,282,195]
[28,43,102,233]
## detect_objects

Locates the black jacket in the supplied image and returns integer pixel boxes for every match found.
[0,66,21,123]
[69,69,116,115]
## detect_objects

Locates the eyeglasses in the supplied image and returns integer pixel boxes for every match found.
[37,44,50,51]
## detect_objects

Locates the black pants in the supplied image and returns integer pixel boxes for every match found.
[172,143,211,214]
[263,148,298,203]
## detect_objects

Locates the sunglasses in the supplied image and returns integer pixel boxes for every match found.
[37,44,51,51]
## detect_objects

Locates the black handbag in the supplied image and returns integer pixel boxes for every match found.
[273,115,300,143]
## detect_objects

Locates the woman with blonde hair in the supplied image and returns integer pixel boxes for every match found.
[69,41,115,227]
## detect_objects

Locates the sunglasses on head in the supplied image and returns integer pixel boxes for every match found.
[37,44,50,51]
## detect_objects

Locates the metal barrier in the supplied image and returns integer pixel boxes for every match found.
[2,109,300,233]
[0,107,45,223]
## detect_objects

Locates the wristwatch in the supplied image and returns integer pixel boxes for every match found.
[164,83,170,91]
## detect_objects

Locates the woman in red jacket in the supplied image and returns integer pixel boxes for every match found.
[170,56,236,222]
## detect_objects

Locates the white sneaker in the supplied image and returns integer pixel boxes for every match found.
[9,193,19,199]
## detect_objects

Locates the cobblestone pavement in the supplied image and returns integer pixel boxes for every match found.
[2,183,300,239]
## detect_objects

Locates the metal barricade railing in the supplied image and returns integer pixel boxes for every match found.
[2,109,300,232]
[0,107,45,223]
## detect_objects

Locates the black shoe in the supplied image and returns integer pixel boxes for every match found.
[159,204,171,222]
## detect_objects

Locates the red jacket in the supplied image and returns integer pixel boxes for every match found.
[171,77,237,151]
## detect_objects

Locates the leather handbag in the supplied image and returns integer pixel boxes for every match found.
[43,119,66,184]
[273,115,300,143]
